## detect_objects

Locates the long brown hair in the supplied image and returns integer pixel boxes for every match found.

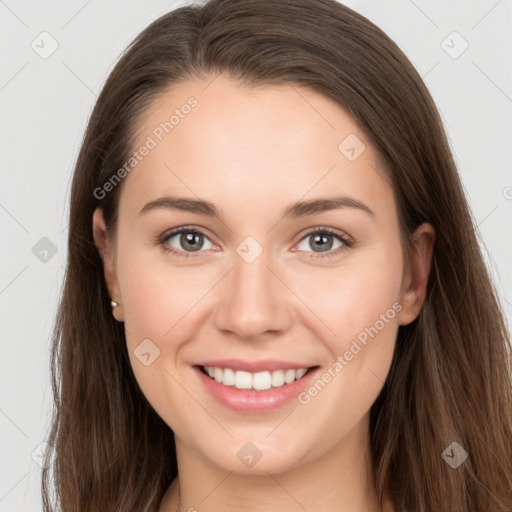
[42,0,512,510]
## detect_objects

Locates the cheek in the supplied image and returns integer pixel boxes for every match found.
[301,242,404,353]
[291,251,402,455]
[117,247,207,343]
[115,247,216,421]
[116,249,197,427]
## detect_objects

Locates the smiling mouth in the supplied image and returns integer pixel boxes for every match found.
[198,365,318,391]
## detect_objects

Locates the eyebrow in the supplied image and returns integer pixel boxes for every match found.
[139,194,375,220]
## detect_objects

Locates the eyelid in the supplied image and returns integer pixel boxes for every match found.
[296,226,353,245]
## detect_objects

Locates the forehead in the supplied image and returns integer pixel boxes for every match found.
[118,74,396,227]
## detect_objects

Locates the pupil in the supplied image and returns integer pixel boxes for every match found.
[182,232,202,252]
[312,234,332,252]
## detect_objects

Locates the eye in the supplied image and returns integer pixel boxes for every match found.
[156,225,354,260]
[294,227,353,259]
[159,226,216,259]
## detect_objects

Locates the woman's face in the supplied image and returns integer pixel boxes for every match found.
[94,74,433,475]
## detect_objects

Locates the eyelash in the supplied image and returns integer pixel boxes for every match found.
[156,225,355,260]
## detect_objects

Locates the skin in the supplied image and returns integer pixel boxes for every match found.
[93,74,435,512]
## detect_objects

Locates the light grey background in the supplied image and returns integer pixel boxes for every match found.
[1,0,511,510]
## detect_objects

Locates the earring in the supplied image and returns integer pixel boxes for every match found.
[111,300,118,309]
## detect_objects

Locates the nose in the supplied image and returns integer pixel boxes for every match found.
[213,245,293,341]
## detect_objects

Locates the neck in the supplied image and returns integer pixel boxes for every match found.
[159,414,393,512]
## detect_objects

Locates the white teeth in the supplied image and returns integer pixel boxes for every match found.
[223,368,235,386]
[202,366,310,391]
[284,369,296,384]
[296,368,307,379]
[253,371,271,391]
[235,370,253,389]
[271,370,285,388]
[214,367,223,383]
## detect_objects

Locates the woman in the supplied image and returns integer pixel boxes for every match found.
[42,0,512,511]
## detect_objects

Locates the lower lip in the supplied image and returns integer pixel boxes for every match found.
[194,365,319,413]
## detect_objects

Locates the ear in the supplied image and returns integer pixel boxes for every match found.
[397,222,436,326]
[92,207,123,322]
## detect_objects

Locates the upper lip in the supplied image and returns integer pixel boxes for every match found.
[195,359,317,373]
